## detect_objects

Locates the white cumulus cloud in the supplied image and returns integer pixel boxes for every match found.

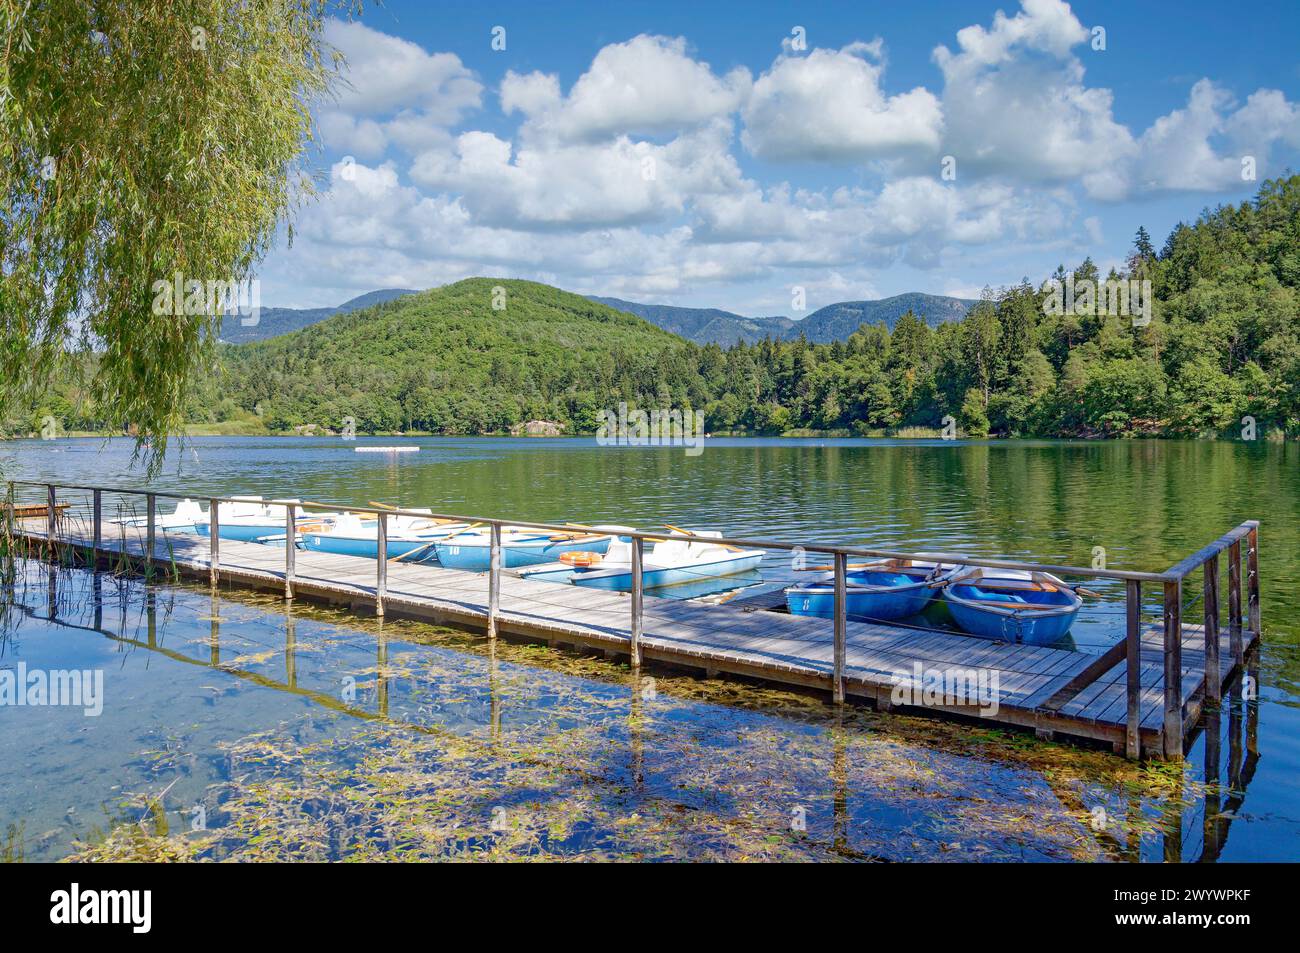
[317,19,482,158]
[742,41,943,161]
[503,35,750,143]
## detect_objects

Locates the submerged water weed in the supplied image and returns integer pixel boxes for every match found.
[68,692,1121,862]
[2,823,24,863]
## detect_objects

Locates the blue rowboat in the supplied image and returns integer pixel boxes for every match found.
[196,521,294,543]
[785,559,960,622]
[941,569,1083,645]
[431,531,611,571]
[193,497,339,544]
[300,529,448,561]
[298,512,468,560]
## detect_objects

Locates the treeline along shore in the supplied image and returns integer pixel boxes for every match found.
[9,176,1299,442]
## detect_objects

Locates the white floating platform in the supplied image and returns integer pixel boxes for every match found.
[354,446,419,453]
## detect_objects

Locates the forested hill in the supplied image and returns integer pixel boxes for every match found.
[215,279,691,433]
[13,177,1299,441]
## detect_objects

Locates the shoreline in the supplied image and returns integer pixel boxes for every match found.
[2,429,1292,443]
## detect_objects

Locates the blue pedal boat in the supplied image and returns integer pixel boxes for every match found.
[785,558,961,623]
[941,568,1084,645]
[431,529,612,571]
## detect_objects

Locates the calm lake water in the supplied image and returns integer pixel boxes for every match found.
[1,436,1297,861]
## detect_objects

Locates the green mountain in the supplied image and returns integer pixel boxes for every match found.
[219,278,689,433]
[219,288,419,344]
[791,293,976,342]
[588,296,794,344]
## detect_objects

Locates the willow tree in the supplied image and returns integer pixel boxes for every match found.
[1,0,344,468]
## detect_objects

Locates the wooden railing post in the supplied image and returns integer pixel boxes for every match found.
[1162,579,1184,758]
[145,492,156,576]
[1204,555,1220,705]
[1246,526,1260,637]
[1125,579,1141,759]
[46,483,56,542]
[487,522,501,638]
[209,498,220,587]
[376,512,388,617]
[92,488,102,552]
[833,551,847,704]
[630,536,643,665]
[1228,540,1242,666]
[284,502,295,600]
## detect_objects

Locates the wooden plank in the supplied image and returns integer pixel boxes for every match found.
[209,498,220,586]
[1228,540,1242,665]
[1040,638,1127,711]
[833,553,847,703]
[1163,580,1183,758]
[1126,580,1141,758]
[1204,555,1220,705]
[1247,527,1260,638]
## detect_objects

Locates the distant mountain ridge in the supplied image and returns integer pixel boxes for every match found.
[587,296,793,345]
[219,288,419,344]
[590,292,975,345]
[792,293,977,343]
[228,286,974,348]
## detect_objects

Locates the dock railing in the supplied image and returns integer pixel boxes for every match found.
[4,480,1259,758]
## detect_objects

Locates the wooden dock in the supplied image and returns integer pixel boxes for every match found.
[5,485,1260,760]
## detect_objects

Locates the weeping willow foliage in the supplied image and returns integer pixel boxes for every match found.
[0,0,346,469]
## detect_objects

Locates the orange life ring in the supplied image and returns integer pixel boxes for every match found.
[559,550,603,567]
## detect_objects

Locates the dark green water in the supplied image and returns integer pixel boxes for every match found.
[1,436,1297,861]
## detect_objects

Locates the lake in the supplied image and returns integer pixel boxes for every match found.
[1,435,1297,861]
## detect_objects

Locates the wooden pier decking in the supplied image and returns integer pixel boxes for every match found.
[7,500,1259,759]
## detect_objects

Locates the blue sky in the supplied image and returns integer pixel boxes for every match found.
[256,0,1300,315]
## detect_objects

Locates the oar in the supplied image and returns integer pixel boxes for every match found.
[661,522,745,552]
[438,521,484,542]
[390,541,437,563]
[296,500,371,519]
[369,501,461,528]
[796,561,887,572]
